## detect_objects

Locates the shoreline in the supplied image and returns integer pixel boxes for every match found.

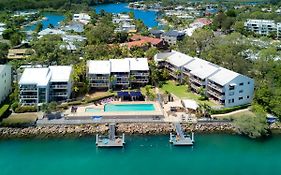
[0,122,236,139]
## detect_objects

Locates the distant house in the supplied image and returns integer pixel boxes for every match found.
[154,50,255,107]
[0,64,12,104]
[184,18,212,36]
[113,14,136,33]
[38,28,65,37]
[19,66,73,106]
[63,22,84,33]
[122,34,166,49]
[87,58,149,90]
[73,13,91,25]
[7,49,34,60]
[150,30,163,38]
[0,23,6,36]
[162,30,185,45]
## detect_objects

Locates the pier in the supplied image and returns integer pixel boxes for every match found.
[170,123,194,146]
[96,123,125,147]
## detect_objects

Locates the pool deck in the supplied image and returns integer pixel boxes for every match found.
[64,101,164,120]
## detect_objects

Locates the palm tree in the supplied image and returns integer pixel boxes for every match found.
[196,103,211,118]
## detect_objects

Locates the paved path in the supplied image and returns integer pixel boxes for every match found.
[211,108,250,118]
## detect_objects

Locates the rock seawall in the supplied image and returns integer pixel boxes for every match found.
[0,122,236,139]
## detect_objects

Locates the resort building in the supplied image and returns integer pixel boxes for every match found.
[73,13,91,25]
[7,49,35,60]
[87,58,149,90]
[154,51,254,107]
[0,65,12,104]
[19,66,73,106]
[162,30,185,45]
[244,19,277,36]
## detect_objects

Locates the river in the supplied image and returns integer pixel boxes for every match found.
[0,134,280,175]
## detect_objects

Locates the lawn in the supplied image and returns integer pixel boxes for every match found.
[1,113,38,126]
[160,80,217,107]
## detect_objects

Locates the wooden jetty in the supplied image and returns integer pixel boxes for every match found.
[96,123,125,147]
[169,123,194,146]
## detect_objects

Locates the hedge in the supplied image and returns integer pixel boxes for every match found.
[210,104,250,115]
[0,104,10,119]
[15,106,37,113]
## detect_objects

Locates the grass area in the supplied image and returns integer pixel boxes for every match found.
[160,80,217,107]
[0,104,10,119]
[1,113,38,126]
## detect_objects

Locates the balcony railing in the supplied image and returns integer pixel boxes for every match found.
[115,81,129,85]
[207,90,224,100]
[50,85,68,89]
[190,83,201,91]
[50,92,68,97]
[130,72,149,76]
[20,88,37,92]
[89,77,109,80]
[91,83,109,87]
[190,77,204,86]
[207,83,224,93]
[131,79,149,83]
[20,95,37,99]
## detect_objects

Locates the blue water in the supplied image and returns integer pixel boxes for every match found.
[93,3,159,28]
[24,13,65,31]
[1,134,281,175]
[104,104,155,112]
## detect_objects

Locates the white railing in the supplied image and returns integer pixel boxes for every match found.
[50,85,68,89]
[207,83,224,93]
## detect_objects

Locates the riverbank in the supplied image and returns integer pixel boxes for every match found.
[0,122,236,139]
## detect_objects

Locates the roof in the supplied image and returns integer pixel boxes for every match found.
[163,30,185,37]
[19,66,72,85]
[185,58,220,79]
[88,60,111,74]
[150,30,163,35]
[182,99,198,110]
[49,66,72,82]
[38,28,65,36]
[130,34,163,45]
[125,58,149,71]
[19,68,51,86]
[110,59,130,73]
[166,50,195,67]
[208,68,240,86]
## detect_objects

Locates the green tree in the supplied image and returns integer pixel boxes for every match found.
[34,22,43,33]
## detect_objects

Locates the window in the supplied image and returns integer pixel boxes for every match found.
[228,99,235,104]
[239,97,243,100]
[229,85,235,90]
[239,90,243,93]
[248,82,250,84]
[239,82,244,86]
[247,96,250,99]
[229,92,234,96]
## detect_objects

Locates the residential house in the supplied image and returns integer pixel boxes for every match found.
[38,28,66,37]
[150,30,163,38]
[7,49,34,60]
[87,60,111,90]
[19,66,72,106]
[110,59,130,89]
[125,58,149,86]
[0,65,12,104]
[162,30,185,45]
[154,51,254,107]
[73,13,91,25]
[122,34,166,49]
[113,14,136,33]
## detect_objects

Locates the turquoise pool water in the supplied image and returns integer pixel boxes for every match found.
[85,108,102,112]
[104,104,155,112]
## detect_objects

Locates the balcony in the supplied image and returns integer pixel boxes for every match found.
[207,83,224,93]
[190,77,204,86]
[190,83,201,92]
[50,85,68,89]
[131,79,149,83]
[115,81,129,85]
[130,72,149,76]
[20,95,37,99]
[20,88,37,92]
[90,77,109,80]
[207,90,225,100]
[91,83,109,87]
[50,92,68,97]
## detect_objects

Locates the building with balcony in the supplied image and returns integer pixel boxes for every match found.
[87,58,150,90]
[161,30,185,45]
[244,19,277,36]
[113,14,136,33]
[154,51,254,107]
[154,50,194,82]
[0,65,12,104]
[19,66,72,106]
[73,13,91,25]
[87,60,111,90]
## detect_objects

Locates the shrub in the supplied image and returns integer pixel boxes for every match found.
[15,106,37,113]
[57,104,69,110]
[67,100,82,106]
[11,102,19,111]
[0,104,10,119]
[210,104,250,115]
[84,94,114,103]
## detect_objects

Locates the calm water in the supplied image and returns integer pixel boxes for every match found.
[0,134,281,175]
[93,3,159,28]
[104,104,155,112]
[24,13,65,31]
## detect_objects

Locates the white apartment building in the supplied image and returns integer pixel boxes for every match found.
[0,65,12,104]
[19,66,72,106]
[154,51,254,107]
[73,13,91,25]
[87,58,149,90]
[244,19,276,36]
[112,14,136,33]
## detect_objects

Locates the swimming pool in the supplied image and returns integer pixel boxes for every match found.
[85,108,102,112]
[104,104,155,112]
